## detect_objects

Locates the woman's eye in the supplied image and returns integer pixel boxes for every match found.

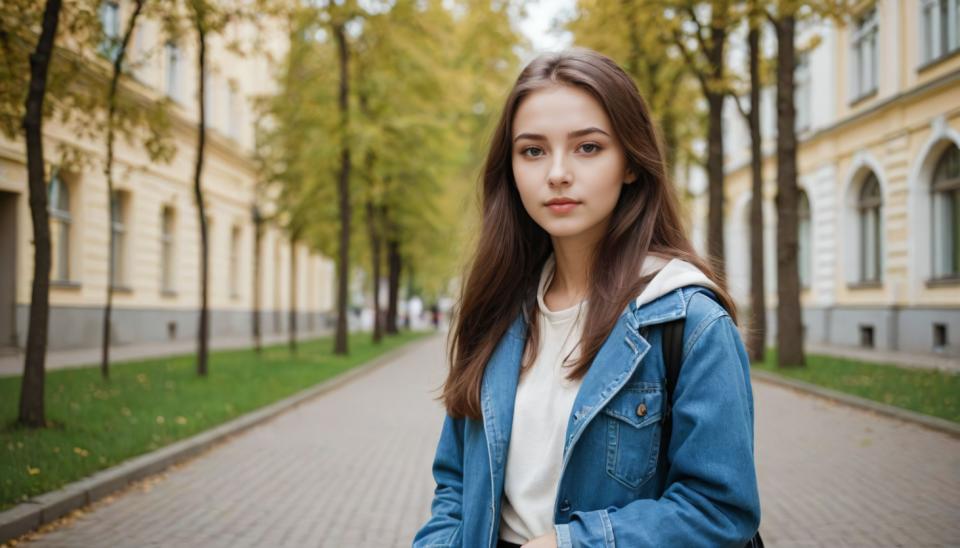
[579,143,601,154]
[521,147,543,158]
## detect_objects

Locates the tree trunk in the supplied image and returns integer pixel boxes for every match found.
[775,15,805,368]
[253,209,262,354]
[18,0,63,428]
[333,23,350,355]
[101,0,145,380]
[746,21,767,363]
[288,233,298,354]
[366,198,382,343]
[706,89,726,277]
[386,237,401,335]
[705,21,728,277]
[193,17,209,376]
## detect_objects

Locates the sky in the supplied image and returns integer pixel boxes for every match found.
[515,0,576,55]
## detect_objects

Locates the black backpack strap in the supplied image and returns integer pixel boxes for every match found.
[660,318,685,459]
[656,317,765,548]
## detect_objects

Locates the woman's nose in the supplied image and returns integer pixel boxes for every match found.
[547,154,572,187]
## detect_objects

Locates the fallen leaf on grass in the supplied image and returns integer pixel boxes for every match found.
[26,466,40,476]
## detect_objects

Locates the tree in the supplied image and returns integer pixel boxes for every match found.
[666,0,739,275]
[16,0,64,428]
[100,0,147,380]
[729,2,767,362]
[771,8,803,367]
[332,17,351,353]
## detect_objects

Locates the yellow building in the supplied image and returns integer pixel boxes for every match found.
[709,0,960,357]
[0,2,335,351]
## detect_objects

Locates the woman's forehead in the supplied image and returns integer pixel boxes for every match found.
[513,86,612,137]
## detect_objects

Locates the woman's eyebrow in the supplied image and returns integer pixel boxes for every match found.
[512,126,610,143]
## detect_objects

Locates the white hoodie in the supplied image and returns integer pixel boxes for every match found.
[499,253,717,544]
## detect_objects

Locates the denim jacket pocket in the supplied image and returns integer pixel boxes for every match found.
[601,383,664,489]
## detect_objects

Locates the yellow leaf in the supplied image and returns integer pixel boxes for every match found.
[27,466,40,476]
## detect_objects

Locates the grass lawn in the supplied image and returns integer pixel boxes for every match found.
[754,349,960,424]
[0,331,429,511]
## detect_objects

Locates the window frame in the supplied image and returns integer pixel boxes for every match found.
[931,144,960,280]
[110,190,129,289]
[857,174,883,283]
[850,6,879,104]
[48,172,72,283]
[165,41,181,101]
[919,0,960,68]
[161,206,176,294]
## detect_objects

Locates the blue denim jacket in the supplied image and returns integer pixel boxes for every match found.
[414,286,761,548]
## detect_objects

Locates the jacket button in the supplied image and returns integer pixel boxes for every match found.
[559,500,571,512]
[636,403,647,417]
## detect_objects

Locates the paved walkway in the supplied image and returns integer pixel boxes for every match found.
[18,335,960,547]
[0,330,331,377]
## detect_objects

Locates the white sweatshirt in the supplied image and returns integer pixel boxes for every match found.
[498,254,718,543]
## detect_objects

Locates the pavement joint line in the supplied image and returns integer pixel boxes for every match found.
[750,368,960,439]
[0,334,440,545]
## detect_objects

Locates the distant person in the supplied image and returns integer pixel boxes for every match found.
[431,304,440,329]
[414,49,761,548]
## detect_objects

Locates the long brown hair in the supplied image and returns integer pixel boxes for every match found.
[443,48,737,420]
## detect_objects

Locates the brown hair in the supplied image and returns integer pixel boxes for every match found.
[443,48,736,420]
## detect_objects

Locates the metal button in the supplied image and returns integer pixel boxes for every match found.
[636,403,647,417]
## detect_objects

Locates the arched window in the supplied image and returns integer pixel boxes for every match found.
[161,207,175,292]
[110,191,128,287]
[858,173,883,283]
[798,191,812,288]
[48,172,71,282]
[932,144,960,278]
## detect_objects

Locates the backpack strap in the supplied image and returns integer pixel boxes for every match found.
[659,318,685,460]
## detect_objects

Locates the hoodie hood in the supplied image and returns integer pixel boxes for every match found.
[634,255,719,308]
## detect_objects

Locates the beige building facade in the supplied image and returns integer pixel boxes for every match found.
[0,2,336,351]
[703,0,960,357]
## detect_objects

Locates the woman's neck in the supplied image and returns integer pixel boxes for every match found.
[546,236,596,310]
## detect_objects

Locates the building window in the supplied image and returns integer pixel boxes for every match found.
[798,190,812,288]
[161,206,175,292]
[48,172,71,282]
[110,191,128,288]
[858,173,883,283]
[230,225,241,299]
[932,143,960,279]
[228,79,240,140]
[98,0,120,60]
[851,7,879,101]
[795,52,811,131]
[203,69,215,129]
[165,41,180,101]
[921,0,960,65]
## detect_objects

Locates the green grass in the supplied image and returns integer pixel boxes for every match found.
[754,349,960,424]
[0,331,429,511]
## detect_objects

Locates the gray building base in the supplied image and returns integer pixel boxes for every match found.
[14,305,334,352]
[764,305,960,358]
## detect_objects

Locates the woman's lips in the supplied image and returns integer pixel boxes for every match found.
[546,200,580,214]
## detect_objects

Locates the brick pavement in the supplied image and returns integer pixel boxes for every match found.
[19,334,960,547]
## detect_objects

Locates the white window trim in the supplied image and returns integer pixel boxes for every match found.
[849,7,879,103]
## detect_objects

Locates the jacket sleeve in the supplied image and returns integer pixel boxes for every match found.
[412,413,466,548]
[554,308,761,548]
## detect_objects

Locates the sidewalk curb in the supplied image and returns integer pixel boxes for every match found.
[750,369,960,439]
[0,335,437,544]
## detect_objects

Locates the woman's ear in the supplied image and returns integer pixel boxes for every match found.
[624,169,638,185]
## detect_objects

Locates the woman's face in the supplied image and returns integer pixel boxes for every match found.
[511,84,635,246]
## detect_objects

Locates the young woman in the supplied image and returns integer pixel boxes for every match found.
[413,49,760,548]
